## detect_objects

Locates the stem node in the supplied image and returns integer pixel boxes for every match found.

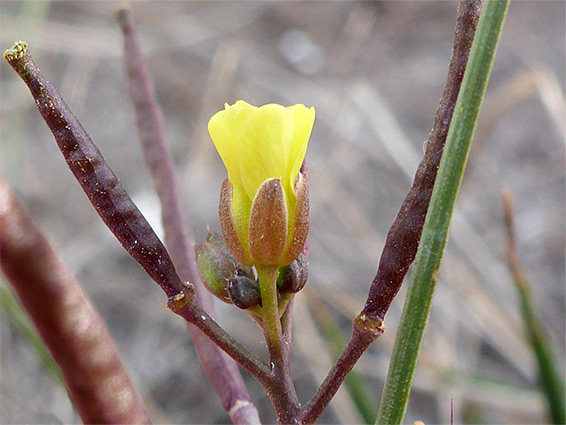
[354,313,385,337]
[167,283,196,313]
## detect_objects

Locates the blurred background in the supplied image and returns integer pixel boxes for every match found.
[1,2,564,424]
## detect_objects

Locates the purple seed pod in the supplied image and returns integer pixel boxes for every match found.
[3,41,185,299]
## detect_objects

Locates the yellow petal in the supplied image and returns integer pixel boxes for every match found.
[208,101,256,195]
[286,104,315,192]
[238,104,294,200]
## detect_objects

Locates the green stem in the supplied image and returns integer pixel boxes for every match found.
[375,1,510,424]
[257,265,283,359]
[257,266,301,423]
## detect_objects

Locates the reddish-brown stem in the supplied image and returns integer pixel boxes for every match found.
[116,7,259,422]
[169,292,271,384]
[172,295,302,423]
[301,1,483,422]
[0,177,150,425]
[300,316,384,424]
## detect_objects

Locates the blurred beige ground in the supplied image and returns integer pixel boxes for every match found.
[1,2,564,424]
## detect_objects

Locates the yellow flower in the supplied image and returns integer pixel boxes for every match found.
[208,100,315,266]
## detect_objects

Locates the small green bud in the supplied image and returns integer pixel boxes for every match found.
[228,275,262,310]
[277,253,308,294]
[195,231,254,303]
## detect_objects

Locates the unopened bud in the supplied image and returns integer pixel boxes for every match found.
[195,231,254,303]
[228,275,262,310]
[277,253,308,294]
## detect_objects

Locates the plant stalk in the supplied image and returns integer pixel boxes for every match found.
[361,0,483,322]
[116,6,259,423]
[257,265,301,424]
[301,1,483,422]
[376,1,510,423]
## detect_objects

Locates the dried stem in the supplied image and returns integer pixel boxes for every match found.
[301,1,483,421]
[0,176,150,425]
[116,6,259,422]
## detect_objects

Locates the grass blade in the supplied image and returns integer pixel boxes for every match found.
[376,1,510,423]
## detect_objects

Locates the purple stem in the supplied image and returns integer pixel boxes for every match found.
[116,7,259,423]
[301,1,483,422]
[168,294,272,385]
[300,316,383,424]
[0,177,150,425]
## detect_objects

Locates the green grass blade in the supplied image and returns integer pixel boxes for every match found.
[0,282,65,386]
[375,1,510,423]
[309,294,377,423]
[503,190,565,424]
[518,284,566,424]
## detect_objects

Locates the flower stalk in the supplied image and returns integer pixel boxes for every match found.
[258,266,284,358]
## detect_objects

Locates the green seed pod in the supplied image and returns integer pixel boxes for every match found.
[195,231,254,303]
[277,253,308,294]
[228,275,262,310]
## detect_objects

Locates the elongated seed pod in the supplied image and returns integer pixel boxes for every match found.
[3,41,185,298]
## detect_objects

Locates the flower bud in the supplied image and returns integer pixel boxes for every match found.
[277,253,308,294]
[228,275,262,310]
[195,231,254,303]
